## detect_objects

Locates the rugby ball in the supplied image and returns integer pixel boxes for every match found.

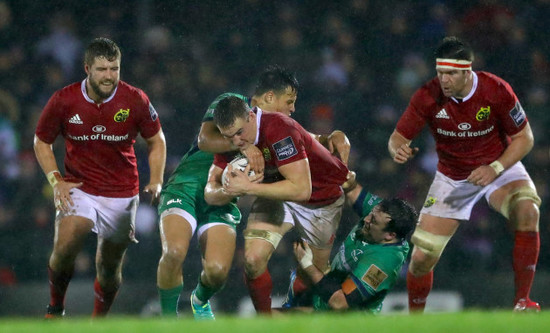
[222,155,256,184]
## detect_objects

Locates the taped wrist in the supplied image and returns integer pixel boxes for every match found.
[47,170,62,187]
[299,246,313,268]
[489,160,504,176]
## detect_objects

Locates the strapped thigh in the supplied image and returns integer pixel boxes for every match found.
[500,185,541,219]
[410,226,452,258]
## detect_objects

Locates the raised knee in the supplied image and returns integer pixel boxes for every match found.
[161,244,188,266]
[203,261,230,286]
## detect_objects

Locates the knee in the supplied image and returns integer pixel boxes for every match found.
[409,249,438,276]
[203,261,230,287]
[512,202,540,231]
[161,242,188,266]
[244,251,268,278]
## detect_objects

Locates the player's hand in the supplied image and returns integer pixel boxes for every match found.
[293,241,313,268]
[241,145,265,174]
[466,165,498,186]
[143,182,163,206]
[393,143,419,164]
[327,130,350,165]
[222,164,251,196]
[53,180,82,212]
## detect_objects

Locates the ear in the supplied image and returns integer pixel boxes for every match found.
[264,91,274,104]
[385,232,397,242]
[84,64,90,75]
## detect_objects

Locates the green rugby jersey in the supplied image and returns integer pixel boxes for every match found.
[314,192,409,313]
[164,93,249,185]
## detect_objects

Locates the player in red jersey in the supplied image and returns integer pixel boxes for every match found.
[388,36,541,313]
[204,96,349,314]
[34,37,166,318]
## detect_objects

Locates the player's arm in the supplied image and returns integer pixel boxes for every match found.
[294,242,350,310]
[204,163,237,206]
[143,129,166,205]
[199,121,265,173]
[467,123,534,186]
[310,130,350,165]
[223,158,312,202]
[33,135,81,212]
[388,130,419,164]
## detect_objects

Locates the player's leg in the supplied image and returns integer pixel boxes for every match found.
[407,214,459,313]
[190,224,236,320]
[157,212,194,316]
[46,215,94,318]
[244,198,292,314]
[488,179,541,312]
[93,236,130,317]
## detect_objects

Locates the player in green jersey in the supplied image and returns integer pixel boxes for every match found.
[291,195,417,312]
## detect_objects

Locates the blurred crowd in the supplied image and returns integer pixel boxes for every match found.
[1,0,549,308]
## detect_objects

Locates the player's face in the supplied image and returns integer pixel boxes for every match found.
[85,56,120,101]
[436,69,472,98]
[360,205,393,244]
[269,87,297,116]
[219,112,256,149]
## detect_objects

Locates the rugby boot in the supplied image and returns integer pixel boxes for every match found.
[513,298,541,313]
[44,304,65,319]
[190,290,215,320]
[281,269,298,308]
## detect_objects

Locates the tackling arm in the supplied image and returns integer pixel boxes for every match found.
[204,163,238,206]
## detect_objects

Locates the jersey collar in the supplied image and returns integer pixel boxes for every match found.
[81,79,118,104]
[450,71,478,103]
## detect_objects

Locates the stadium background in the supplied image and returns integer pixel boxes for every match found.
[0,0,549,316]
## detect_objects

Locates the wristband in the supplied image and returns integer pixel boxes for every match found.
[299,246,314,268]
[489,161,504,176]
[47,170,62,187]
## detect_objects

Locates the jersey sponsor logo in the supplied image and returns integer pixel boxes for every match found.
[476,106,491,121]
[92,125,106,133]
[67,133,129,142]
[458,122,471,130]
[149,103,158,121]
[435,108,450,119]
[509,101,526,127]
[114,109,130,122]
[69,114,83,124]
[424,196,436,208]
[436,125,494,138]
[362,264,388,290]
[272,136,298,161]
[166,198,182,205]
[262,148,271,162]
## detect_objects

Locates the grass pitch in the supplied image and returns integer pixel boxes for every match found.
[0,311,548,333]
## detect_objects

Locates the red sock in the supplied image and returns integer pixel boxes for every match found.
[513,231,539,303]
[92,278,119,317]
[244,270,272,314]
[407,270,433,313]
[47,266,73,308]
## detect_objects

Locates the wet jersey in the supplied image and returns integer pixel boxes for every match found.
[396,71,528,180]
[214,108,349,206]
[35,79,161,197]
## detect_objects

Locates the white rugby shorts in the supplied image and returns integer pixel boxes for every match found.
[56,188,139,243]
[420,161,534,220]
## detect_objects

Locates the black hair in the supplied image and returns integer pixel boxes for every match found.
[434,36,474,62]
[84,37,121,66]
[254,65,299,96]
[213,96,251,129]
[379,198,418,240]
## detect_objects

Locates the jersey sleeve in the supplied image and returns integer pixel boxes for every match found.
[136,89,161,139]
[266,117,308,167]
[493,78,528,136]
[35,92,63,144]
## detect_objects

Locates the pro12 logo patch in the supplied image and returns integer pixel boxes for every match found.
[272,136,298,161]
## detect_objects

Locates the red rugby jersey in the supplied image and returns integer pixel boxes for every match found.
[35,80,161,197]
[396,71,527,180]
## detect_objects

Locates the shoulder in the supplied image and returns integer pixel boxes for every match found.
[410,77,443,107]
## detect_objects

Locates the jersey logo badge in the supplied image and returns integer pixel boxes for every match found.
[435,108,450,119]
[262,148,271,162]
[273,136,298,161]
[114,109,130,122]
[69,114,83,124]
[458,122,471,130]
[476,106,491,121]
[149,103,158,121]
[362,264,388,290]
[509,101,526,127]
[424,196,436,208]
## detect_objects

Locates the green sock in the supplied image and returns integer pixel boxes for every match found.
[158,284,183,316]
[194,278,219,304]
